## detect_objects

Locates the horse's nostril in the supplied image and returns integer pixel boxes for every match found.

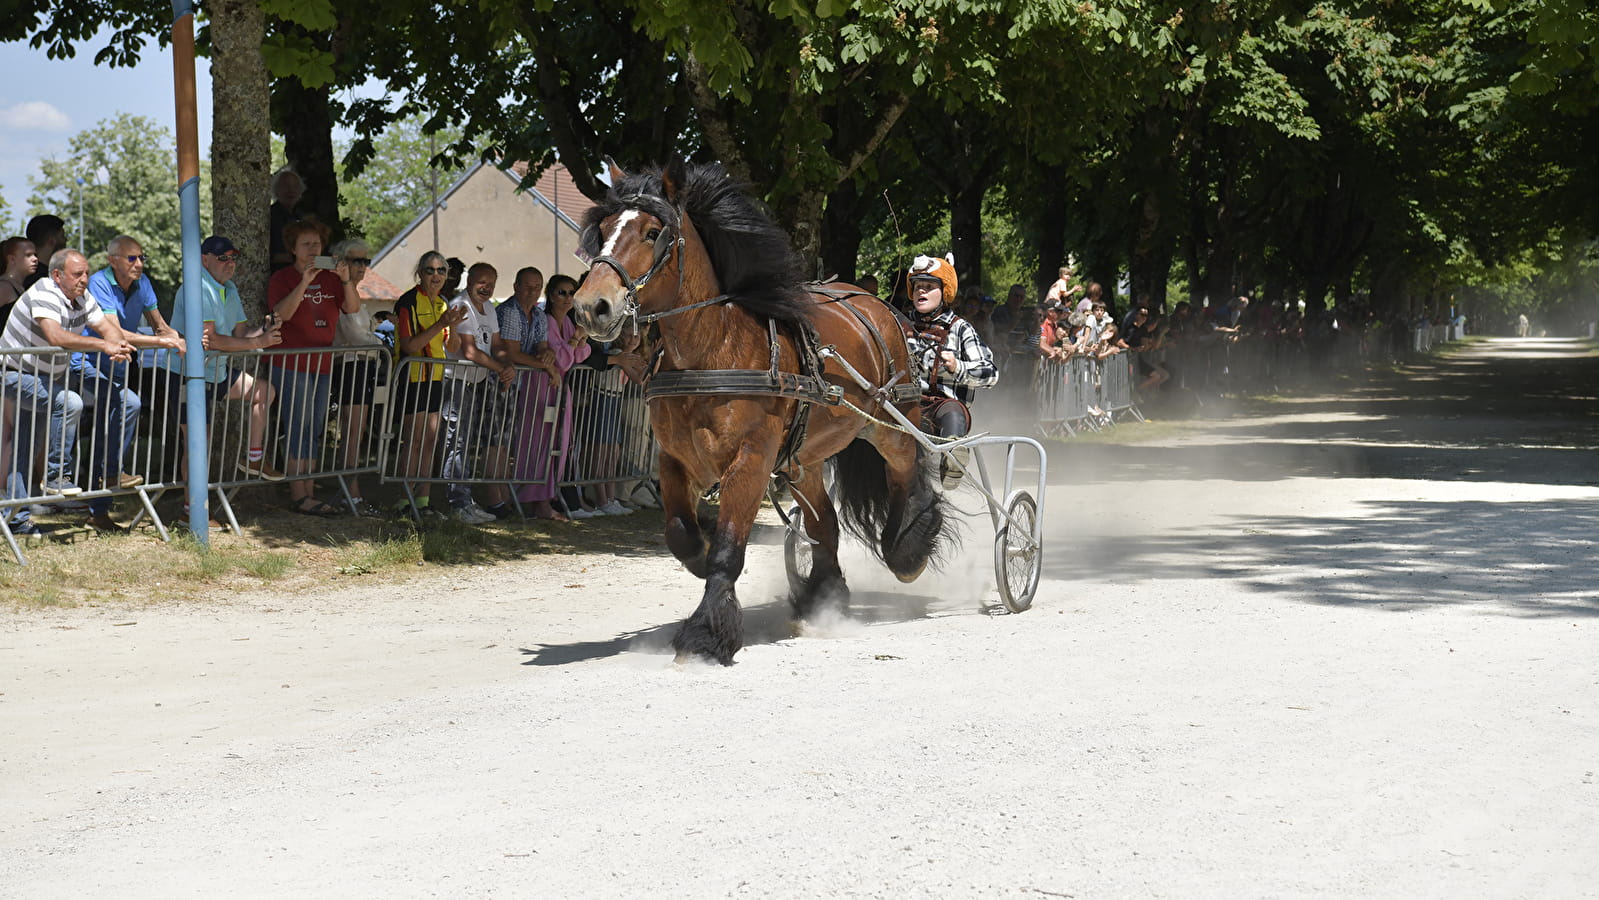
[595,299,611,318]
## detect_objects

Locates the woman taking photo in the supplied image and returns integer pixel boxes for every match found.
[266,219,359,516]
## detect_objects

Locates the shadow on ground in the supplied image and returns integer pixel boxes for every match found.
[1054,497,1599,618]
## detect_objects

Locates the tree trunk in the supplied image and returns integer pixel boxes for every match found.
[1128,192,1171,310]
[273,77,341,241]
[208,0,271,319]
[949,175,987,296]
[1030,167,1069,299]
[819,179,863,283]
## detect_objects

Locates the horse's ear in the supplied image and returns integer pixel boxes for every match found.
[605,155,627,184]
[661,156,688,205]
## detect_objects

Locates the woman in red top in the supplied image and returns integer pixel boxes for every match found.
[266,219,359,516]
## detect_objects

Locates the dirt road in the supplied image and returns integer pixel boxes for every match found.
[3,338,1596,898]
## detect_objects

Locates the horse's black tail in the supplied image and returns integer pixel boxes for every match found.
[832,438,957,579]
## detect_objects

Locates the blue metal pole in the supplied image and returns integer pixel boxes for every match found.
[172,0,208,544]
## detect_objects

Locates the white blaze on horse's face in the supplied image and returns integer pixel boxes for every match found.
[573,209,644,342]
[601,209,638,259]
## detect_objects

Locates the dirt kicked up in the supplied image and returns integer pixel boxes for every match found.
[3,337,1597,897]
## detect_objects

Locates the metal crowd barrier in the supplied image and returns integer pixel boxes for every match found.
[379,355,655,521]
[562,365,655,500]
[1031,353,1145,437]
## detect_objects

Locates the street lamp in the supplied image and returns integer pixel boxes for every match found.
[76,176,84,253]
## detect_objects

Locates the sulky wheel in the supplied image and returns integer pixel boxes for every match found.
[783,506,814,595]
[994,489,1041,613]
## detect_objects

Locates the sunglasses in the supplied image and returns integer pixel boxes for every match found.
[216,253,241,262]
[122,255,147,263]
[346,257,371,266]
[423,266,449,275]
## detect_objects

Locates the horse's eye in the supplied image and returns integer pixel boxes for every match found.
[644,227,662,242]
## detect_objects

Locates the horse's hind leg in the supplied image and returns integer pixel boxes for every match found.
[787,469,848,621]
[879,431,945,583]
[659,454,710,578]
[672,441,776,665]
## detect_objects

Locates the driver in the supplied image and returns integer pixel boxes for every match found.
[904,253,997,487]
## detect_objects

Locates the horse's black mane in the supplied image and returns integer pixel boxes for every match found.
[580,162,810,330]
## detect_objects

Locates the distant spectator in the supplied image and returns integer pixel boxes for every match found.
[1,237,36,331]
[162,235,284,482]
[442,257,466,299]
[327,238,384,517]
[266,219,359,516]
[1044,264,1081,307]
[393,250,467,521]
[23,215,66,289]
[268,169,306,271]
[441,262,516,525]
[573,325,647,517]
[1,249,134,535]
[372,310,396,352]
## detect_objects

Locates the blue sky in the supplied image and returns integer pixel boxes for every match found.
[0,34,214,235]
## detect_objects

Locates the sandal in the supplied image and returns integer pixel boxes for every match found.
[289,496,341,517]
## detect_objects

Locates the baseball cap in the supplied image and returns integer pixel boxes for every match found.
[201,235,237,256]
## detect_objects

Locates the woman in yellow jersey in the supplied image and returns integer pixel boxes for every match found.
[393,251,467,519]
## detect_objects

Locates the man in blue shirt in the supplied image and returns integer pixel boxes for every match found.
[63,235,185,511]
[161,235,284,481]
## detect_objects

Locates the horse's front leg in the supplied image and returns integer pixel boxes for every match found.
[673,435,778,665]
[787,466,849,621]
[659,452,710,578]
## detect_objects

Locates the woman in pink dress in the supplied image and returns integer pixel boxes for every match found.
[512,275,590,519]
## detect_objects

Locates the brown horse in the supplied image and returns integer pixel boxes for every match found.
[571,158,953,665]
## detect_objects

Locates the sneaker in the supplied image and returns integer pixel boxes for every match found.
[238,458,287,481]
[10,521,41,537]
[482,502,513,520]
[117,472,144,489]
[41,478,82,497]
[417,504,447,523]
[567,506,599,519]
[597,499,632,516]
[466,502,498,522]
[454,503,495,525]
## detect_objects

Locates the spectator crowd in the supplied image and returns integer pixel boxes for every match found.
[2,175,654,544]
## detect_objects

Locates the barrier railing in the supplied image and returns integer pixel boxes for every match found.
[1032,353,1145,437]
[379,355,655,521]
[562,365,655,504]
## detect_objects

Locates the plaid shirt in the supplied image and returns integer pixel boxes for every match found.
[909,309,998,402]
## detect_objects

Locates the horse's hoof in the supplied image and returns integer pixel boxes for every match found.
[894,560,927,583]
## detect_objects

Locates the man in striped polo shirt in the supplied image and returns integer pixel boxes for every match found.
[1,249,135,535]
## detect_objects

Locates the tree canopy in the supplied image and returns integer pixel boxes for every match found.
[4,0,1595,326]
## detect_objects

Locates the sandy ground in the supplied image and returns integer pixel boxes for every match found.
[2,337,1597,898]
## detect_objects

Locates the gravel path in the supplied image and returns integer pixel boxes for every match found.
[3,337,1596,898]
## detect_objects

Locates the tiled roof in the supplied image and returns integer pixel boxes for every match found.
[508,160,596,225]
[358,268,404,301]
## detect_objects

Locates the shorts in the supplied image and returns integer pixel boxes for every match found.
[393,377,445,415]
[268,365,331,458]
[331,358,381,407]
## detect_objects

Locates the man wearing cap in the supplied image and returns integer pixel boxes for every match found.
[1,249,135,535]
[904,253,997,489]
[161,236,285,481]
